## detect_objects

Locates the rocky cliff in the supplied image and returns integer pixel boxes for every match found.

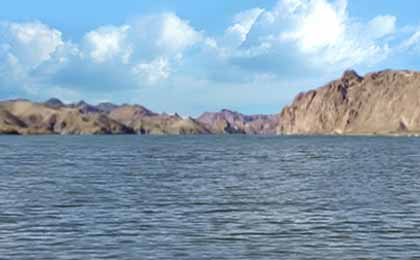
[278,69,420,135]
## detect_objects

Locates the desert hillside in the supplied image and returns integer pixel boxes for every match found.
[197,109,278,134]
[278,70,420,135]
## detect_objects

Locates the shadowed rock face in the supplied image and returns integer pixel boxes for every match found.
[0,108,27,134]
[278,69,420,135]
[197,109,279,134]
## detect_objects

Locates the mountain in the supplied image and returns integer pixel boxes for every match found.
[71,100,102,114]
[109,105,210,134]
[278,69,420,135]
[0,100,212,135]
[197,109,279,134]
[45,98,65,109]
[0,100,133,135]
[96,102,120,113]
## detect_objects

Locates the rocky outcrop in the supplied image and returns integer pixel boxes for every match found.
[197,109,278,134]
[0,108,27,134]
[278,69,420,135]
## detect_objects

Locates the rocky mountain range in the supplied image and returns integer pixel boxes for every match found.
[0,98,279,135]
[1,69,420,135]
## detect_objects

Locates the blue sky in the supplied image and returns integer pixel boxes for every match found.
[1,0,420,116]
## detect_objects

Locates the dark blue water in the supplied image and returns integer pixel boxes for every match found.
[1,136,420,259]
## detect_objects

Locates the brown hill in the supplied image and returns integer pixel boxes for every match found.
[278,69,420,135]
[197,109,278,134]
[109,105,210,135]
[0,100,133,135]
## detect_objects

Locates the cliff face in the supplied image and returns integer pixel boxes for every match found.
[197,109,278,134]
[278,70,420,135]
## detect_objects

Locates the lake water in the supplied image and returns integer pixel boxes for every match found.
[1,135,420,259]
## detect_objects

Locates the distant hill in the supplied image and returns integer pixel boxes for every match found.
[197,109,278,134]
[0,100,133,135]
[0,100,215,135]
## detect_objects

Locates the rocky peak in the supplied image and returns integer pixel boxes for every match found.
[74,101,101,114]
[341,69,363,86]
[96,102,119,113]
[45,98,65,108]
[76,100,88,106]
[221,109,235,114]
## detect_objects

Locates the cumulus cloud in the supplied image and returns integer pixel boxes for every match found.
[128,13,203,60]
[224,0,396,77]
[83,25,132,64]
[0,13,204,98]
[75,13,202,87]
[0,21,64,68]
[278,0,347,53]
[132,57,171,84]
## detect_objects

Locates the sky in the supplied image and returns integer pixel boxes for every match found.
[1,0,420,116]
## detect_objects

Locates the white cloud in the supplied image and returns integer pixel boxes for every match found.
[225,8,264,47]
[0,21,68,95]
[0,21,64,68]
[0,13,205,97]
[279,0,346,52]
[158,13,203,53]
[129,13,203,60]
[367,15,397,39]
[222,0,395,76]
[132,57,171,84]
[83,25,132,64]
[401,29,420,52]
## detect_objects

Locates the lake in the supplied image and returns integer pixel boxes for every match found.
[1,135,420,259]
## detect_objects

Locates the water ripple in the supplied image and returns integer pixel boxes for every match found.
[1,135,420,259]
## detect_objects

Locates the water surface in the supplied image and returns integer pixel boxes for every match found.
[1,135,420,259]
